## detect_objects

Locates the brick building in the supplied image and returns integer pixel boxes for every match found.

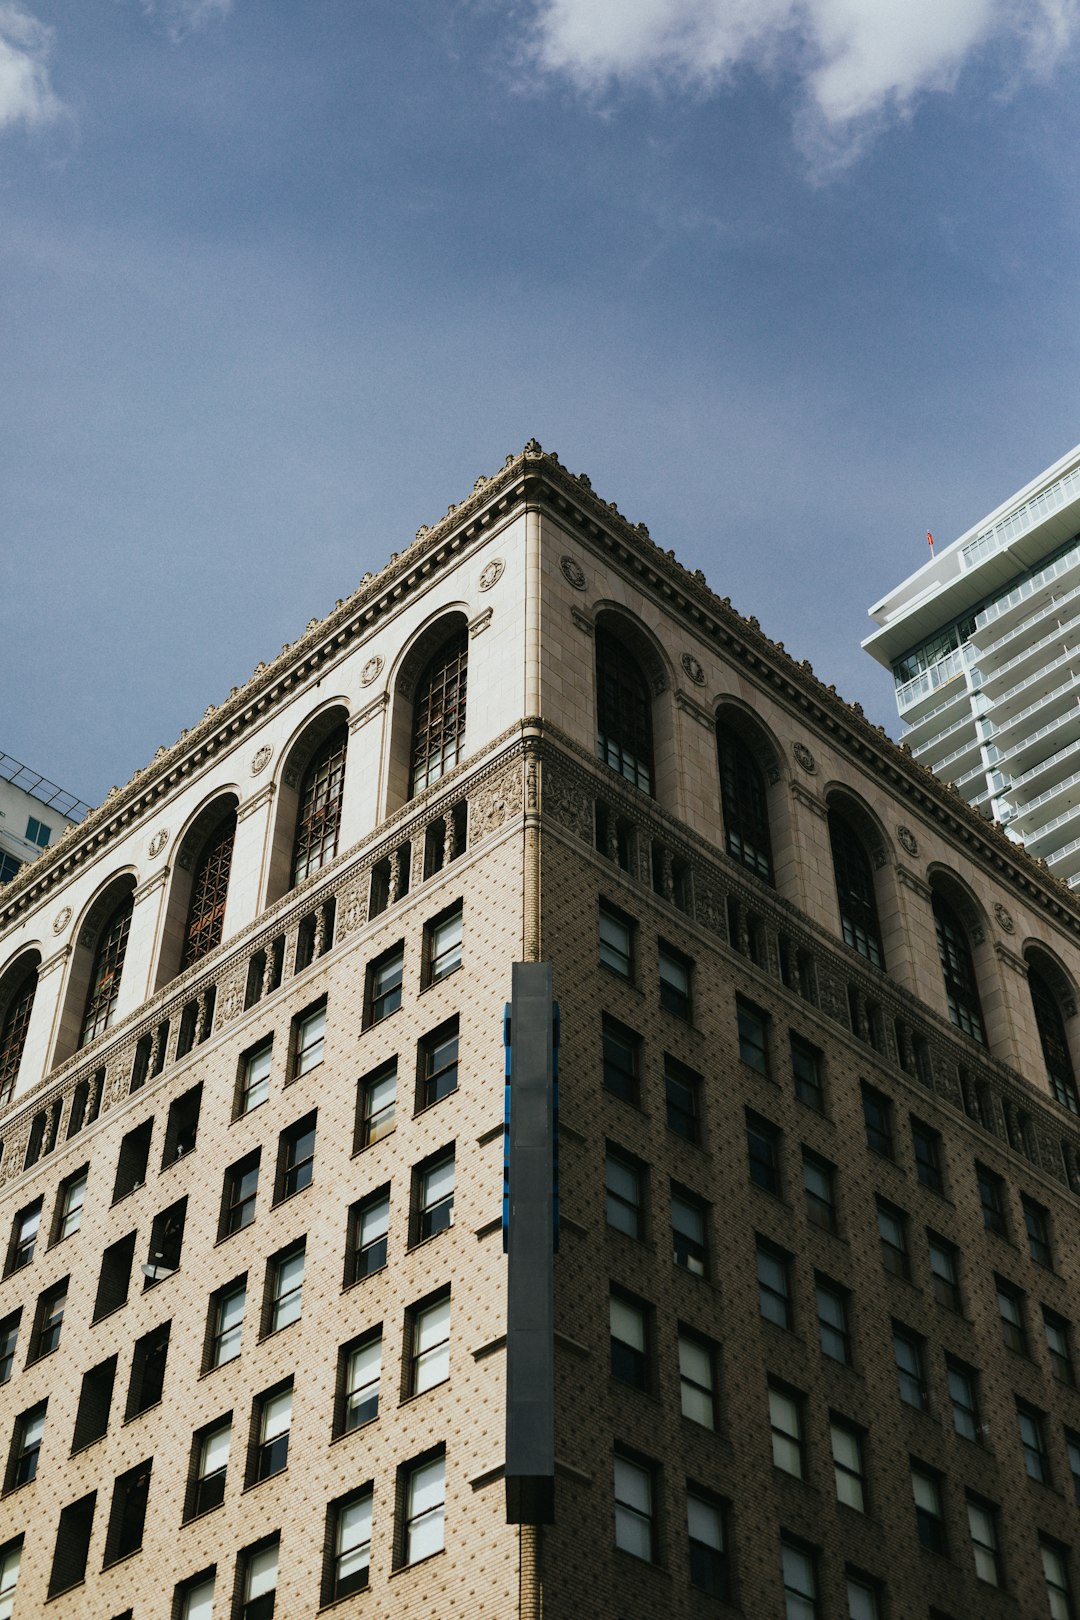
[3,441,1080,1618]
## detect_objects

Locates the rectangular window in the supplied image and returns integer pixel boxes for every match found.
[1018,1401,1050,1482]
[323,1486,373,1602]
[893,1324,928,1409]
[103,1460,152,1566]
[365,943,404,1026]
[671,1185,707,1275]
[599,903,633,978]
[997,1277,1028,1353]
[0,1538,22,1618]
[347,1188,390,1282]
[1068,1430,1080,1506]
[946,1358,980,1441]
[356,1059,397,1148]
[292,1001,326,1078]
[687,1490,727,1598]
[72,1356,117,1451]
[802,1151,836,1231]
[1041,1540,1073,1620]
[791,1034,824,1110]
[206,1277,246,1370]
[737,999,769,1074]
[664,1056,702,1142]
[815,1279,851,1364]
[605,1147,644,1239]
[912,1465,946,1553]
[424,903,463,985]
[769,1383,804,1477]
[613,1453,655,1561]
[26,815,51,847]
[5,1400,46,1489]
[861,1084,893,1157]
[966,1495,1001,1586]
[747,1111,782,1194]
[1045,1308,1076,1385]
[658,943,691,1018]
[338,1329,381,1433]
[236,1536,278,1620]
[928,1233,961,1311]
[399,1448,446,1565]
[831,1419,866,1511]
[678,1331,716,1429]
[30,1278,67,1360]
[145,1197,186,1284]
[847,1572,881,1620]
[781,1537,818,1620]
[912,1118,943,1192]
[47,1491,96,1597]
[1023,1195,1053,1268]
[93,1232,136,1320]
[408,1290,451,1396]
[757,1241,792,1329]
[877,1199,908,1278]
[53,1169,88,1243]
[126,1321,170,1418]
[274,1111,316,1201]
[264,1241,305,1334]
[976,1163,1007,1234]
[220,1150,260,1238]
[413,1148,454,1243]
[185,1418,230,1519]
[237,1039,272,1116]
[6,1199,41,1274]
[603,1017,640,1105]
[0,1310,20,1384]
[418,1018,458,1108]
[248,1383,292,1484]
[162,1084,202,1168]
[610,1291,649,1389]
[113,1120,153,1202]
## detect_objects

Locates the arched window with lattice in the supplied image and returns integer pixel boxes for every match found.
[181,810,237,970]
[595,628,653,794]
[80,895,134,1047]
[717,723,772,882]
[0,962,37,1105]
[1028,962,1078,1112]
[828,809,884,968]
[410,630,468,796]
[933,892,985,1045]
[292,725,348,885]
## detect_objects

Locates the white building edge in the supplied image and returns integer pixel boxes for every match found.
[865,441,1080,888]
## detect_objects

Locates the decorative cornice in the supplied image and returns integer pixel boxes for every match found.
[349,692,390,733]
[468,607,493,638]
[674,690,714,729]
[38,944,71,980]
[570,606,594,636]
[237,783,275,823]
[133,870,169,904]
[790,779,827,819]
[897,865,932,902]
[995,942,1029,978]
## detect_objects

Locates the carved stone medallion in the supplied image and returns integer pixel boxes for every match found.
[148,828,169,859]
[681,653,706,686]
[361,655,384,687]
[897,825,919,857]
[792,742,816,774]
[52,906,72,936]
[479,558,505,592]
[250,745,273,776]
[560,555,587,591]
[994,902,1015,935]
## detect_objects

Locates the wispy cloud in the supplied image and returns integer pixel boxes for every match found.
[0,2,63,133]
[137,0,233,43]
[521,0,1079,170]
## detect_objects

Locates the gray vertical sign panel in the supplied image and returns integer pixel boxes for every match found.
[505,960,556,1524]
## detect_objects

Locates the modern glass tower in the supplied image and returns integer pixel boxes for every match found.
[865,442,1080,887]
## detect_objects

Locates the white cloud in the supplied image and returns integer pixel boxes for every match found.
[137,0,233,43]
[0,2,62,133]
[523,0,1079,167]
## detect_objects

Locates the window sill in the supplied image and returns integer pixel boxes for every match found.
[389,1548,446,1579]
[242,1466,288,1494]
[331,1414,379,1445]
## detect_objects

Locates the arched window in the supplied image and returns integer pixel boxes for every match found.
[0,965,37,1105]
[828,809,884,967]
[933,893,985,1045]
[80,895,134,1047]
[410,629,468,796]
[1029,964,1078,1113]
[596,628,653,794]
[181,810,237,970]
[717,723,772,882]
[292,725,348,885]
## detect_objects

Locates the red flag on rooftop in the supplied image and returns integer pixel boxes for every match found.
[927,532,935,555]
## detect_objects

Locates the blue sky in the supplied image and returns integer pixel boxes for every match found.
[3,0,1079,807]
